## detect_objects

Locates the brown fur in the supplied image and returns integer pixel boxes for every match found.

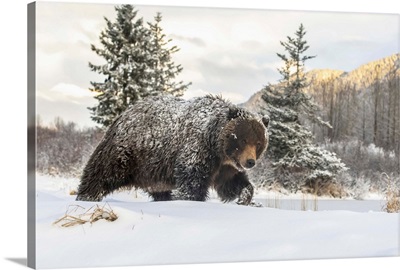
[219,118,268,172]
[239,145,257,168]
[76,95,269,205]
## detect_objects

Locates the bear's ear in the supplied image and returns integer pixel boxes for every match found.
[261,116,269,128]
[227,106,240,120]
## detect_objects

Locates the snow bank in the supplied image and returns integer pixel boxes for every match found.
[35,174,399,269]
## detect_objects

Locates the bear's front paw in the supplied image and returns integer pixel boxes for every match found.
[236,185,254,205]
[236,199,263,207]
[248,200,264,207]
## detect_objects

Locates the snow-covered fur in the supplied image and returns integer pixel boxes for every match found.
[76,95,269,205]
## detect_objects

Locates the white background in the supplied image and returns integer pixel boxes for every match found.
[0,0,399,270]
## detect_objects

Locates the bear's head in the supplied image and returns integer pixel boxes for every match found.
[220,107,269,171]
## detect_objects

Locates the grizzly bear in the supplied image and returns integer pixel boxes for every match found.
[76,95,269,205]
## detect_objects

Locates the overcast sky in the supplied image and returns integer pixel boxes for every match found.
[35,1,399,127]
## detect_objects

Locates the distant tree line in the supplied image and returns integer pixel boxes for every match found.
[36,117,104,177]
[323,140,399,199]
[310,55,400,153]
[307,54,400,173]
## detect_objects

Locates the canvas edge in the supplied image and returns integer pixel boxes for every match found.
[27,2,36,269]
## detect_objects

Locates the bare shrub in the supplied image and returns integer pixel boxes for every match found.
[37,117,104,178]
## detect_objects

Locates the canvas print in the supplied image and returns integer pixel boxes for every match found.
[27,1,399,269]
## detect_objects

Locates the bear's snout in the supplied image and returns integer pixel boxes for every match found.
[245,159,255,168]
[238,145,257,170]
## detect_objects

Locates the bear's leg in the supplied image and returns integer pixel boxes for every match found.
[76,174,105,202]
[76,175,116,201]
[172,165,210,201]
[76,167,131,202]
[149,191,172,201]
[76,141,136,201]
[76,177,131,201]
[216,171,254,205]
[76,163,109,201]
[236,183,254,206]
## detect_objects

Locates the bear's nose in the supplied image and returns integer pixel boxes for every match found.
[246,159,255,168]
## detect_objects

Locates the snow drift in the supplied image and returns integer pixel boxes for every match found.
[35,174,399,269]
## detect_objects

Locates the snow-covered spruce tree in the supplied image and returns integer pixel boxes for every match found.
[260,24,347,195]
[146,13,189,96]
[88,5,190,127]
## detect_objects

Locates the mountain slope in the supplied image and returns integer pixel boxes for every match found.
[243,53,399,110]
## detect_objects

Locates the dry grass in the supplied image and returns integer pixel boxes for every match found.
[263,192,319,211]
[301,194,318,211]
[301,179,346,199]
[301,194,307,211]
[313,194,318,211]
[265,193,281,209]
[53,203,118,227]
[382,173,400,213]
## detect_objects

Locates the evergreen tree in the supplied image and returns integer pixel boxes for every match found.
[260,24,347,193]
[275,24,329,127]
[88,5,190,127]
[146,13,189,96]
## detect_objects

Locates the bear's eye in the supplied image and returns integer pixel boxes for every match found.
[242,139,247,144]
[256,142,262,149]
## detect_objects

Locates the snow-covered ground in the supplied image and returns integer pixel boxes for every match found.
[35,174,399,269]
